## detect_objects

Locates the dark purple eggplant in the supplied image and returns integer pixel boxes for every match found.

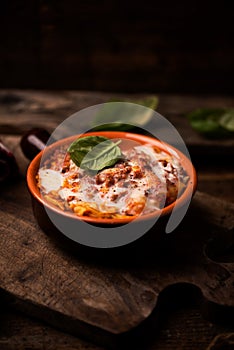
[0,140,19,182]
[20,128,50,160]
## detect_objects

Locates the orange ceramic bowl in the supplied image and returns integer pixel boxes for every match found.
[27,131,196,251]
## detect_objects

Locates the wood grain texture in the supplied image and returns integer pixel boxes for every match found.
[0,91,233,348]
[206,333,234,350]
[0,305,102,350]
[0,1,234,93]
[0,175,233,345]
[0,90,233,157]
[1,297,233,350]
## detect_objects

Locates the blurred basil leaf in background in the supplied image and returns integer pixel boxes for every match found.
[91,96,158,131]
[187,108,234,138]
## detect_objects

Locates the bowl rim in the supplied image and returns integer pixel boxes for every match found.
[27,131,197,225]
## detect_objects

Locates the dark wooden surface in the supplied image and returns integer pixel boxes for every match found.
[0,1,234,93]
[0,90,233,349]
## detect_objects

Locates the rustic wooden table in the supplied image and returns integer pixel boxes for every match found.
[0,90,233,350]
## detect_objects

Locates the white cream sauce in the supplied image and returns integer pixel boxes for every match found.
[38,144,186,215]
[38,169,63,193]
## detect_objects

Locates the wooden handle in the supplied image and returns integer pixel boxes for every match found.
[20,128,50,160]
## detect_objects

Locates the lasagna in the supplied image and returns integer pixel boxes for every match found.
[37,142,189,219]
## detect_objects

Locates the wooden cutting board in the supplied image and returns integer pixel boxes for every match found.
[0,91,233,348]
[0,164,233,348]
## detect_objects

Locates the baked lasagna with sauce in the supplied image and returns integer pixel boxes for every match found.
[37,142,189,219]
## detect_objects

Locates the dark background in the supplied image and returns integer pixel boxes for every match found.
[0,0,234,93]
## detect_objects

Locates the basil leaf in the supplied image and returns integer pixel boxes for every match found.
[68,136,108,166]
[92,96,158,131]
[187,108,234,138]
[68,136,122,171]
[219,110,234,132]
[81,139,122,170]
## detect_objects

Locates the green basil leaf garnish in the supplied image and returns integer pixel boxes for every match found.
[68,136,122,171]
[187,108,234,138]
